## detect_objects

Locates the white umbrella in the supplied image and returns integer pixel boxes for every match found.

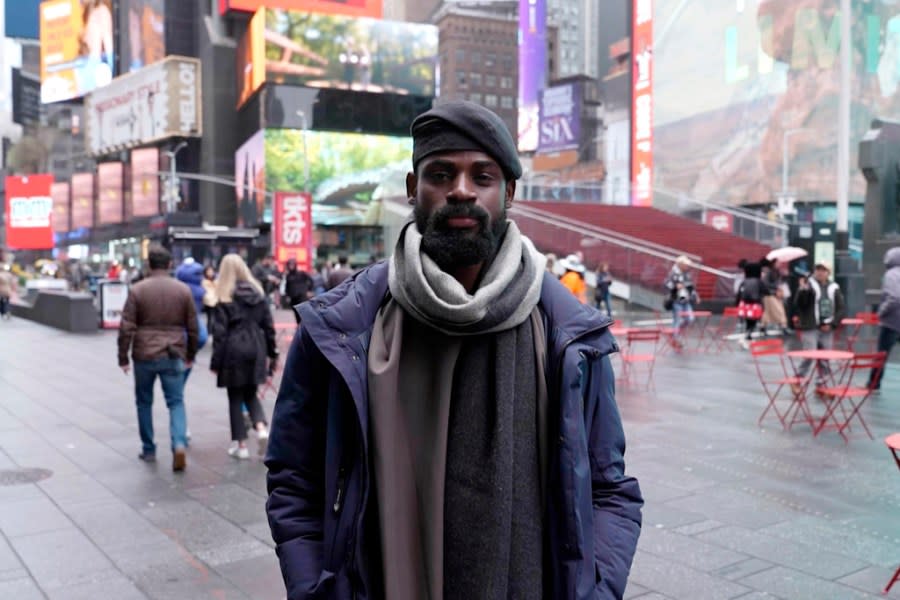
[766,246,808,263]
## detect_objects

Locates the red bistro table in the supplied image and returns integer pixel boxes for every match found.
[785,349,854,434]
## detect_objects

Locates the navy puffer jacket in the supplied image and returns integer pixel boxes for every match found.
[265,261,643,600]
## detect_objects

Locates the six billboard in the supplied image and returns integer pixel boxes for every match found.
[97,161,124,224]
[518,0,547,152]
[70,172,95,229]
[258,9,437,98]
[131,147,160,217]
[85,56,202,157]
[5,175,54,250]
[51,181,70,233]
[39,0,115,104]
[273,192,314,271]
[537,82,581,154]
[220,0,382,19]
[631,0,653,206]
[121,0,165,72]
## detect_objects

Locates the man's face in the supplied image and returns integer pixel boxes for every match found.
[407,150,515,270]
[814,266,829,283]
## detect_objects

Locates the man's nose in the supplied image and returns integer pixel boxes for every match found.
[447,174,477,202]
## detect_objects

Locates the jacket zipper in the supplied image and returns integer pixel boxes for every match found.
[333,466,346,513]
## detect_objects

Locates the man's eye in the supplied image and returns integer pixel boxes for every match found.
[429,172,451,182]
[475,173,495,184]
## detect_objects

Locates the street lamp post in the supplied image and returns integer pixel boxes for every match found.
[295,110,310,192]
[163,140,188,213]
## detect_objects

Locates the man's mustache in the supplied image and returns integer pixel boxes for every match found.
[429,205,490,230]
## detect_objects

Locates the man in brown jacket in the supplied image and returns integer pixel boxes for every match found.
[117,245,198,471]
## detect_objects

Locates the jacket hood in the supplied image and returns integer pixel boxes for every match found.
[234,280,264,305]
[175,261,204,286]
[885,247,900,269]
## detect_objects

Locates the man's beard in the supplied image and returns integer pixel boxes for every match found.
[414,203,507,271]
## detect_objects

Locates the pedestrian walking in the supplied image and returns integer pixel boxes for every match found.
[665,255,698,346]
[736,258,769,349]
[252,254,282,306]
[326,254,354,289]
[117,245,197,471]
[0,265,16,320]
[869,247,900,390]
[201,265,218,331]
[265,100,642,600]
[793,260,845,381]
[282,258,314,323]
[595,262,614,316]
[210,254,277,460]
[761,260,790,335]
[175,258,209,352]
[559,253,588,303]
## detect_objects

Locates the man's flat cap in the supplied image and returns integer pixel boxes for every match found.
[410,100,523,180]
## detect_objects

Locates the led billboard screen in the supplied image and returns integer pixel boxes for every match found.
[653,0,900,207]
[537,82,581,154]
[121,0,165,72]
[5,175,54,250]
[262,9,437,97]
[97,161,124,224]
[235,130,267,227]
[632,0,653,206]
[221,0,382,19]
[70,173,95,229]
[236,9,265,108]
[131,147,160,217]
[39,0,115,103]
[51,181,70,233]
[6,0,41,39]
[518,0,547,152]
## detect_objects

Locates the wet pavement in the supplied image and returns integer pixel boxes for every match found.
[0,312,898,599]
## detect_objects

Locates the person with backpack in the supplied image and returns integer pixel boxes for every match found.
[210,254,278,459]
[595,262,613,317]
[793,260,845,380]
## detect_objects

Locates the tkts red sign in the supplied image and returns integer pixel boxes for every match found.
[5,174,54,250]
[631,0,653,207]
[273,192,314,272]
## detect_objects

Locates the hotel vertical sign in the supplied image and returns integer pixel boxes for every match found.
[631,0,653,206]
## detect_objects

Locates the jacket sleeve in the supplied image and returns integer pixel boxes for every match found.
[184,292,199,362]
[794,286,813,310]
[265,328,328,599]
[586,354,643,599]
[117,289,138,366]
[833,286,846,326]
[261,303,278,359]
[210,305,227,371]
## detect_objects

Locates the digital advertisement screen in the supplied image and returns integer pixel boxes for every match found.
[235,130,267,227]
[39,0,115,103]
[6,0,41,39]
[51,181,70,233]
[236,8,265,108]
[518,0,547,152]
[261,9,437,97]
[221,0,382,19]
[265,128,412,226]
[5,175,54,250]
[121,0,165,72]
[537,82,581,154]
[70,172,95,229]
[131,147,160,217]
[653,0,900,207]
[97,161,124,224]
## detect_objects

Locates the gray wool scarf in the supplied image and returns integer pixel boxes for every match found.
[388,220,545,336]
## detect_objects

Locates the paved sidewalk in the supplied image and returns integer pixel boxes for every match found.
[0,313,898,599]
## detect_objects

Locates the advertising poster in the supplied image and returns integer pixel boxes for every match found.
[85,56,201,156]
[12,68,42,126]
[703,210,734,233]
[631,0,653,206]
[273,192,314,271]
[537,82,581,154]
[40,0,115,103]
[235,130,267,227]
[265,128,412,226]
[51,181,71,233]
[97,161,124,224]
[653,0,900,208]
[100,281,128,328]
[518,0,547,152]
[131,147,160,217]
[221,0,382,19]
[70,172,95,229]
[4,174,54,250]
[261,9,437,97]
[121,0,165,72]
[236,9,265,108]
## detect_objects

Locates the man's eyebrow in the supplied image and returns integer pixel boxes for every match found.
[423,159,456,169]
[472,160,501,170]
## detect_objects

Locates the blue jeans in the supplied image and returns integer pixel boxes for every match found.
[869,326,899,389]
[595,290,612,317]
[672,302,694,335]
[134,358,188,455]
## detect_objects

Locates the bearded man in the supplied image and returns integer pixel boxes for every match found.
[265,101,643,600]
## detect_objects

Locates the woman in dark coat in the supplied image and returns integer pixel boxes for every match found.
[210,254,278,459]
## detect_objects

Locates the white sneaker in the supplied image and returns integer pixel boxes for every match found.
[256,427,269,441]
[256,427,269,456]
[227,443,250,460]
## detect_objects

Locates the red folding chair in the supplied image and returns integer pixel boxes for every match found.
[705,306,741,352]
[813,352,886,442]
[750,338,807,430]
[620,329,661,389]
[845,311,879,352]
[884,433,900,594]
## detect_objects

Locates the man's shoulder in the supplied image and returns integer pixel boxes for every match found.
[299,262,389,335]
[134,275,191,296]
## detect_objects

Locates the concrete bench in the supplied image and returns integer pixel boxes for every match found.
[11,290,98,333]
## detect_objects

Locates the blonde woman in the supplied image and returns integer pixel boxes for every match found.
[210,254,278,459]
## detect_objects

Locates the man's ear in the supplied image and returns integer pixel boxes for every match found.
[504,180,516,209]
[406,172,418,203]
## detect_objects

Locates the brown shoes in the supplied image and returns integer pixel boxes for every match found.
[173,448,187,472]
